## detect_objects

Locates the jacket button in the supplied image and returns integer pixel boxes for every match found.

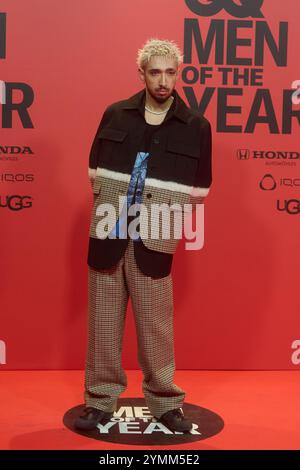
[146,193,152,199]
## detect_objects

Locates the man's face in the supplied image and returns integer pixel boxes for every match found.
[139,55,179,104]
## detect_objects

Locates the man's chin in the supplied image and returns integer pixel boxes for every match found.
[153,92,172,104]
[155,96,169,104]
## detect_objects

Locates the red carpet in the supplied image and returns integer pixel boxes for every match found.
[0,370,299,450]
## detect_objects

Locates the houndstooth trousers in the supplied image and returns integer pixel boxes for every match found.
[84,237,186,419]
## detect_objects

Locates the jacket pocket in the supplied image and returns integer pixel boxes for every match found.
[97,128,128,165]
[166,138,199,185]
[98,127,128,142]
[166,138,199,159]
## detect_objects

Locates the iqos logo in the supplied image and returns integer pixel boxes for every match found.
[185,0,264,18]
[259,175,300,191]
[259,174,277,191]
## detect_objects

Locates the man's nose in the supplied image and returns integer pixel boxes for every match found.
[160,73,167,86]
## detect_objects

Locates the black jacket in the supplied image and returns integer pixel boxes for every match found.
[87,87,212,277]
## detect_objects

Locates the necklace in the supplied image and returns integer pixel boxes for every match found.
[145,96,174,115]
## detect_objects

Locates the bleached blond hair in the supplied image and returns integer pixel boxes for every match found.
[136,38,184,71]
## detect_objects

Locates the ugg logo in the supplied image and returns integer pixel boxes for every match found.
[185,0,264,18]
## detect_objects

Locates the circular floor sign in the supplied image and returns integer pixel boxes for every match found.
[63,398,224,445]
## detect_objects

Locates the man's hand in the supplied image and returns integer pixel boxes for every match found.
[88,167,96,189]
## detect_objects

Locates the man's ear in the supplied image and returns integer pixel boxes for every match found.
[138,67,145,83]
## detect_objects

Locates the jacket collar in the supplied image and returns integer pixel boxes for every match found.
[121,87,190,124]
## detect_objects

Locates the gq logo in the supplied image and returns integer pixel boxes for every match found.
[185,0,264,18]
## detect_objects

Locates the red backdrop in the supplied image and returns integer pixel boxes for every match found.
[0,0,299,369]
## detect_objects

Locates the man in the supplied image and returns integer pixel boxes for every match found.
[75,38,212,433]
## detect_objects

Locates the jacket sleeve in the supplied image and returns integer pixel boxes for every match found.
[190,117,212,206]
[88,105,113,182]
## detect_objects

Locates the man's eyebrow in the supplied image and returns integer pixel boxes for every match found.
[148,68,176,72]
